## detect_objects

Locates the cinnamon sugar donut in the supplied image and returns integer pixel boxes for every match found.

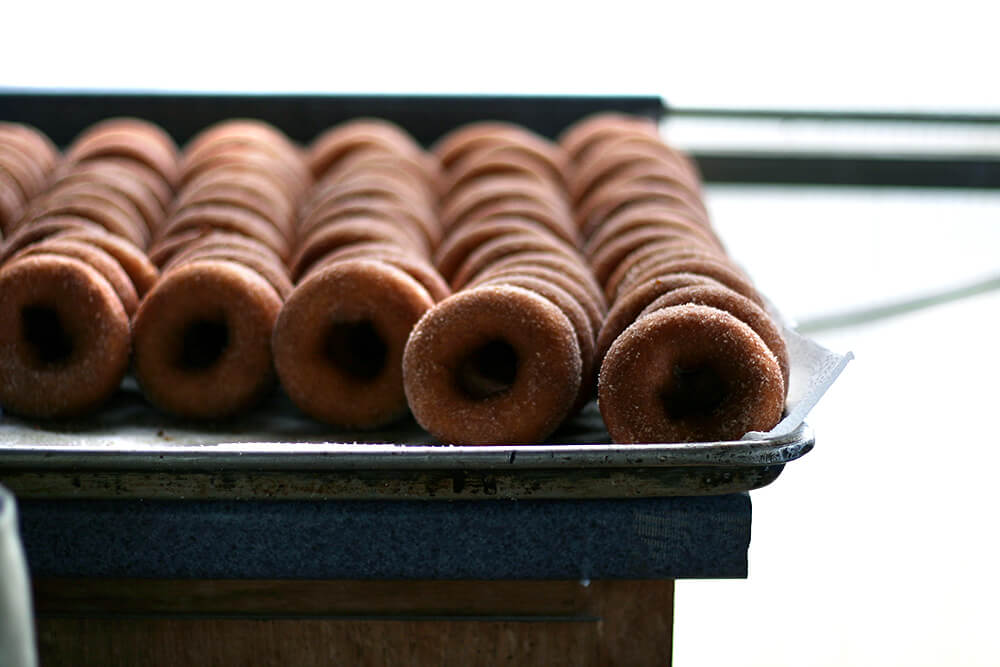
[304,244,450,302]
[273,259,435,428]
[480,252,607,317]
[309,119,428,179]
[12,238,139,316]
[639,284,790,392]
[132,259,282,419]
[432,122,567,179]
[596,273,724,363]
[67,124,180,189]
[601,242,724,300]
[449,232,582,290]
[0,254,130,418]
[165,245,293,300]
[599,304,784,443]
[468,263,605,337]
[160,204,291,260]
[455,198,579,246]
[591,231,722,289]
[440,176,571,231]
[577,181,710,235]
[0,217,107,265]
[403,285,582,444]
[290,217,427,280]
[56,229,160,297]
[50,164,167,233]
[474,274,595,412]
[609,255,764,307]
[434,217,568,283]
[558,112,660,164]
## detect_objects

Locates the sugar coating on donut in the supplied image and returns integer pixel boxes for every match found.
[596,272,725,364]
[0,254,130,418]
[132,259,282,419]
[638,284,790,393]
[599,304,784,443]
[273,259,435,428]
[403,285,581,444]
[13,238,140,316]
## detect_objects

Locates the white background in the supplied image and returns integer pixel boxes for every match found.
[2,0,999,113]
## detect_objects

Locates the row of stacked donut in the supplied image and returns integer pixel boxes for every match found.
[0,115,787,444]
[560,115,789,443]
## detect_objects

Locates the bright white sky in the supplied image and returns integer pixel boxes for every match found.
[2,0,998,113]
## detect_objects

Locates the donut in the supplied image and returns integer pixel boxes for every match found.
[159,204,291,260]
[577,181,710,235]
[439,176,571,231]
[308,119,427,179]
[568,143,702,204]
[0,217,108,266]
[66,127,180,189]
[323,150,439,201]
[468,263,605,337]
[12,238,140,316]
[479,252,607,317]
[131,259,282,419]
[49,164,167,233]
[303,244,450,302]
[298,196,435,254]
[590,230,722,289]
[444,146,559,194]
[638,284,790,392]
[474,274,596,412]
[596,272,724,363]
[449,232,582,290]
[452,197,579,246]
[433,217,570,283]
[609,255,764,307]
[273,259,435,428]
[55,228,160,297]
[165,245,294,300]
[57,156,174,210]
[432,122,567,178]
[0,145,49,198]
[182,145,309,201]
[583,201,723,250]
[0,122,60,173]
[172,181,294,242]
[0,254,130,418]
[601,241,724,300]
[558,112,660,164]
[598,304,784,443]
[33,181,151,240]
[25,196,149,248]
[290,217,427,280]
[403,285,582,444]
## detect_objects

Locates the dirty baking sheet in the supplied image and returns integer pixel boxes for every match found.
[0,380,813,500]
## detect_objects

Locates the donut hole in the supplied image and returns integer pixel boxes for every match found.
[457,339,519,399]
[323,320,387,381]
[21,305,74,365]
[177,318,229,371]
[660,364,727,420]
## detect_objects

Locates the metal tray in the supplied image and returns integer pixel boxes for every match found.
[0,91,814,501]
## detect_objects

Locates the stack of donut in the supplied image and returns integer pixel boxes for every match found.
[0,123,60,237]
[403,122,606,444]
[0,119,172,418]
[273,119,448,428]
[560,113,789,443]
[132,120,305,419]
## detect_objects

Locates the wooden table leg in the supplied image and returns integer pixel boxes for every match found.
[34,579,674,666]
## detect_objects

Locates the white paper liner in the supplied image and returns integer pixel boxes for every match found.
[743,325,852,440]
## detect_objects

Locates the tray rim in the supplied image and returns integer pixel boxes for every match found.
[0,423,813,472]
